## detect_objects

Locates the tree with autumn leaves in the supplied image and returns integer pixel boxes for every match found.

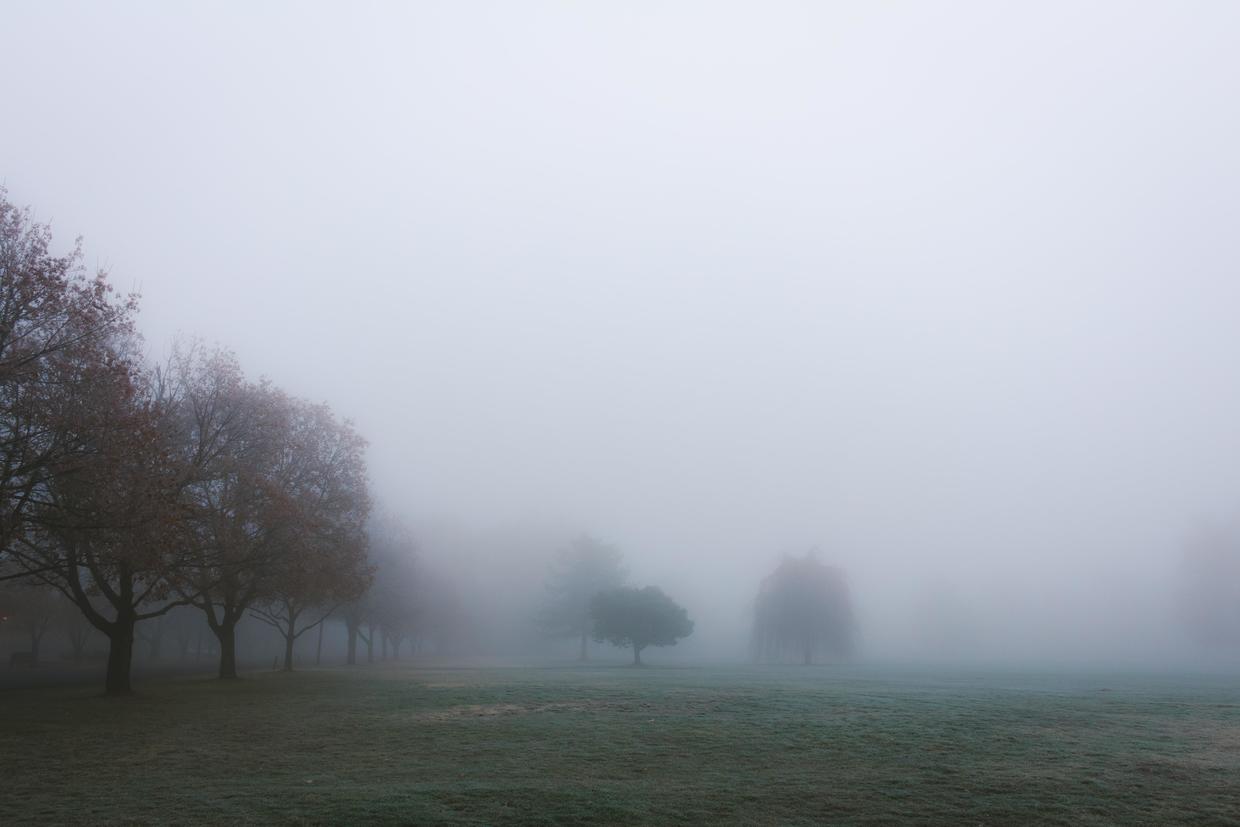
[0,189,376,694]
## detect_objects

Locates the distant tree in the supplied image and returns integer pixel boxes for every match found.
[58,591,97,662]
[540,535,626,660]
[370,524,419,661]
[752,552,854,665]
[2,585,55,664]
[135,614,164,660]
[342,596,372,665]
[590,585,693,665]
[1178,525,1240,647]
[164,606,201,662]
[249,400,371,670]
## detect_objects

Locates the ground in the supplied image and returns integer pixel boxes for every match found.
[1,663,1238,825]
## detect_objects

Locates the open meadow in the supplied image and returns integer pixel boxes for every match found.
[2,663,1238,825]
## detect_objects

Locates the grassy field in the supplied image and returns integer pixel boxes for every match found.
[1,662,1238,825]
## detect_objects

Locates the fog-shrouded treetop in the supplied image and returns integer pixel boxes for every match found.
[753,553,854,666]
[590,585,694,666]
[539,534,626,660]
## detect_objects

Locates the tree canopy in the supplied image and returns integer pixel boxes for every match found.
[540,534,626,660]
[590,585,693,665]
[752,552,854,665]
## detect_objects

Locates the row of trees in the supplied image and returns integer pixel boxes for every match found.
[0,190,374,694]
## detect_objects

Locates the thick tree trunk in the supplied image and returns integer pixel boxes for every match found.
[632,645,642,666]
[380,631,388,661]
[803,644,812,666]
[282,616,296,671]
[104,618,135,696]
[579,631,588,661]
[29,631,41,665]
[392,639,401,660]
[315,621,324,666]
[216,621,239,679]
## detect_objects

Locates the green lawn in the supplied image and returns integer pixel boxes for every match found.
[1,663,1238,824]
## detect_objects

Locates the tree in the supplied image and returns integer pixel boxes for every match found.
[752,552,854,665]
[11,347,196,695]
[2,584,55,663]
[366,516,419,662]
[590,585,693,665]
[58,591,97,662]
[540,535,626,660]
[172,347,297,679]
[249,399,371,670]
[0,189,137,580]
[1178,524,1240,647]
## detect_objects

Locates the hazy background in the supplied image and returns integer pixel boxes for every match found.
[5,1,1240,667]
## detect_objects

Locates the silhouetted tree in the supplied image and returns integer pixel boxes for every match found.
[752,551,854,665]
[590,585,693,665]
[0,190,137,581]
[14,350,195,694]
[249,400,371,670]
[540,535,626,660]
[173,347,296,679]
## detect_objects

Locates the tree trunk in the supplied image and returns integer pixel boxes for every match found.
[315,620,324,667]
[632,645,642,666]
[104,618,135,695]
[803,644,812,666]
[29,631,41,665]
[346,619,358,665]
[392,639,401,660]
[282,615,296,671]
[216,621,239,679]
[579,631,588,661]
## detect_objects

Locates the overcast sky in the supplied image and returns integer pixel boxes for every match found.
[5,1,1240,662]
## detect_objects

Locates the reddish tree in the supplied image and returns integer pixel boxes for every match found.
[250,399,371,670]
[13,352,197,694]
[171,346,298,678]
[0,189,137,580]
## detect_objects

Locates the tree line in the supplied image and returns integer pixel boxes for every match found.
[0,190,375,694]
[1,189,858,688]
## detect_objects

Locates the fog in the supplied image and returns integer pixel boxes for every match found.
[6,1,1240,670]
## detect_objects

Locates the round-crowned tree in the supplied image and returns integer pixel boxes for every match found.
[753,552,855,665]
[590,585,693,665]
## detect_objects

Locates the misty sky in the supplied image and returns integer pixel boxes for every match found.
[5,2,1240,663]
